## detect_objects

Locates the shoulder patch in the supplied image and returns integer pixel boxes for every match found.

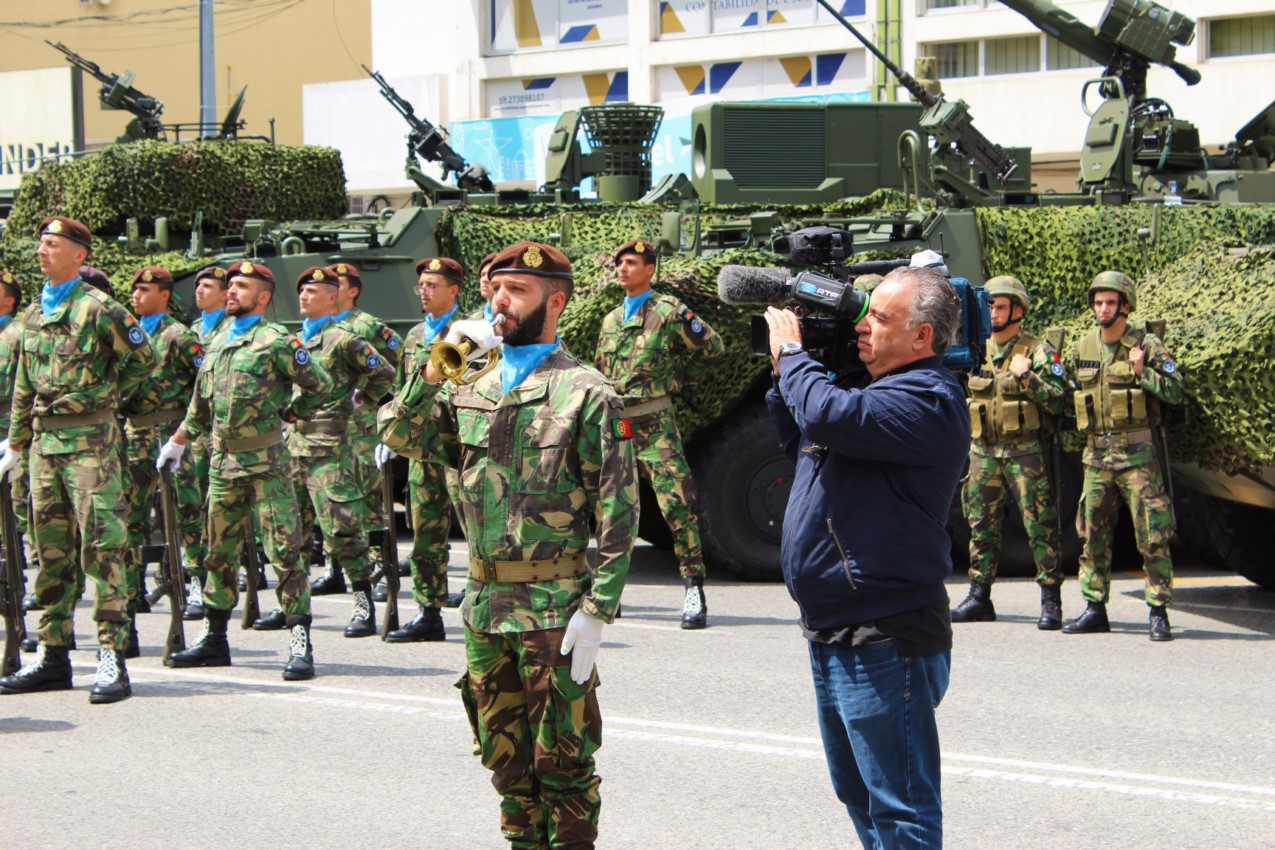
[1051,361,1065,377]
[127,325,146,347]
[1163,360,1177,374]
[611,417,633,440]
[294,344,310,366]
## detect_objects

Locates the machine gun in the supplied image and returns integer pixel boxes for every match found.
[0,479,27,677]
[158,468,188,666]
[813,0,1018,199]
[362,65,494,193]
[47,40,166,142]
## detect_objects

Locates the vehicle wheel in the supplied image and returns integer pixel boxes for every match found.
[695,405,791,582]
[1198,495,1275,590]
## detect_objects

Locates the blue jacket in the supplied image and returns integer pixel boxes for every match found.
[766,353,970,631]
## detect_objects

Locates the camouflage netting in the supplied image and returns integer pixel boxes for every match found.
[4,140,347,240]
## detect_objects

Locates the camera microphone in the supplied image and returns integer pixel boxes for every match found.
[717,265,794,305]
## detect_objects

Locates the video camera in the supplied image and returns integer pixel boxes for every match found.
[716,225,991,374]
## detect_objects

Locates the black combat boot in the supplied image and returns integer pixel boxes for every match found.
[309,560,346,596]
[1062,601,1110,634]
[183,575,206,621]
[372,578,388,603]
[125,621,141,659]
[251,606,287,631]
[89,648,131,704]
[282,616,315,681]
[1037,584,1063,631]
[1148,605,1173,642]
[345,580,377,638]
[951,580,996,623]
[135,568,152,614]
[444,591,464,608]
[681,576,708,630]
[386,605,446,643]
[398,558,411,577]
[167,608,232,667]
[22,591,42,612]
[0,644,73,694]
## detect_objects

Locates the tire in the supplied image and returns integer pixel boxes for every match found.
[637,481,675,551]
[1198,495,1275,590]
[695,405,791,582]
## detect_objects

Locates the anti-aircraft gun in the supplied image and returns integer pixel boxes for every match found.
[47,40,166,143]
[364,65,495,198]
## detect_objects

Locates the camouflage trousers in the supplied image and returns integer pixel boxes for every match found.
[408,457,452,607]
[123,422,205,604]
[457,623,603,850]
[185,432,214,580]
[351,405,385,532]
[630,408,705,580]
[29,441,131,650]
[1076,461,1174,606]
[962,447,1062,587]
[204,460,311,617]
[293,441,372,584]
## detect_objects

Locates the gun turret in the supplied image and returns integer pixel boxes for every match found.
[47,40,165,142]
[362,65,494,193]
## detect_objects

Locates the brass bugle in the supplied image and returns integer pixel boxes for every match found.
[430,314,504,385]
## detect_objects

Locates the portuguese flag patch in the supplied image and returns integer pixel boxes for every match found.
[611,418,633,440]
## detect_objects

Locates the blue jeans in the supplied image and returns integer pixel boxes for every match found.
[808,638,950,850]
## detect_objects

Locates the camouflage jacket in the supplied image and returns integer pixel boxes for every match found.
[179,319,330,477]
[1071,327,1185,470]
[345,307,402,415]
[395,312,460,390]
[197,310,229,344]
[10,283,157,455]
[0,315,22,436]
[286,318,393,458]
[594,292,725,406]
[967,331,1067,457]
[380,344,638,633]
[125,314,203,425]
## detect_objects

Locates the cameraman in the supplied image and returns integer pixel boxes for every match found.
[763,266,969,849]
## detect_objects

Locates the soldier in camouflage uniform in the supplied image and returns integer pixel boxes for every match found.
[594,238,723,629]
[378,257,466,642]
[471,251,497,321]
[303,262,404,596]
[379,241,637,850]
[952,275,1068,629]
[0,270,34,638]
[157,260,331,679]
[0,217,158,704]
[1064,271,1185,642]
[182,265,232,619]
[256,266,393,638]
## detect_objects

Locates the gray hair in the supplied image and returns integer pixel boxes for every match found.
[883,266,961,356]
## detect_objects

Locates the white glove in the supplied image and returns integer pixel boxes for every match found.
[374,443,396,470]
[280,421,290,440]
[351,388,363,410]
[155,438,186,472]
[444,319,501,360]
[0,439,8,456]
[560,608,605,685]
[0,446,18,482]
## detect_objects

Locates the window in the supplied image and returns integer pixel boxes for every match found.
[1046,36,1100,71]
[985,35,1040,75]
[1208,15,1275,58]
[930,41,979,79]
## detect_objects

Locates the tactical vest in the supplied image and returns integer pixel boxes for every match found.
[1072,329,1156,434]
[966,333,1042,442]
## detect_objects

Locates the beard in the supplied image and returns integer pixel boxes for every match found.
[498,297,549,346]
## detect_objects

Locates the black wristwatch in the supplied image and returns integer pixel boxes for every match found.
[777,341,804,360]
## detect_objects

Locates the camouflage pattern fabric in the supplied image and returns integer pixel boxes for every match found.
[288,319,393,585]
[178,319,330,615]
[457,625,603,849]
[343,308,402,531]
[594,293,722,580]
[0,313,21,437]
[186,311,229,579]
[962,451,1061,587]
[9,282,158,650]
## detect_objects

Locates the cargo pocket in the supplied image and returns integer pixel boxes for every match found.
[454,672,482,756]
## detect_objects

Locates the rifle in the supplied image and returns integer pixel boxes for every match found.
[158,467,188,665]
[811,0,1017,183]
[0,478,27,676]
[380,461,401,639]
[1144,319,1177,525]
[241,527,261,630]
[46,40,166,141]
[1043,327,1069,548]
[362,64,495,192]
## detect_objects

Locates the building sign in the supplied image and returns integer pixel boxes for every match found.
[490,0,626,53]
[655,50,866,104]
[486,71,630,118]
[659,0,865,37]
[0,67,82,192]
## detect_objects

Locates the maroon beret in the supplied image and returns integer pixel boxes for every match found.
[296,265,340,291]
[478,252,499,275]
[489,241,573,281]
[38,216,93,251]
[78,265,113,294]
[614,238,657,265]
[195,266,228,285]
[131,266,174,287]
[226,260,275,285]
[326,262,362,285]
[414,257,464,284]
[0,269,19,299]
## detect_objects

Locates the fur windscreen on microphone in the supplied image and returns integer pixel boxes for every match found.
[716,265,794,305]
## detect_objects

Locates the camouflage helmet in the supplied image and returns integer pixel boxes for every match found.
[1089,270,1136,312]
[984,275,1030,311]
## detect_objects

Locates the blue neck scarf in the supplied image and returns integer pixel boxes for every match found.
[41,278,80,317]
[623,289,653,322]
[424,304,460,344]
[333,309,352,323]
[302,314,333,343]
[200,307,226,337]
[139,312,166,336]
[501,338,558,395]
[226,314,263,342]
[483,302,494,322]
[0,314,11,330]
